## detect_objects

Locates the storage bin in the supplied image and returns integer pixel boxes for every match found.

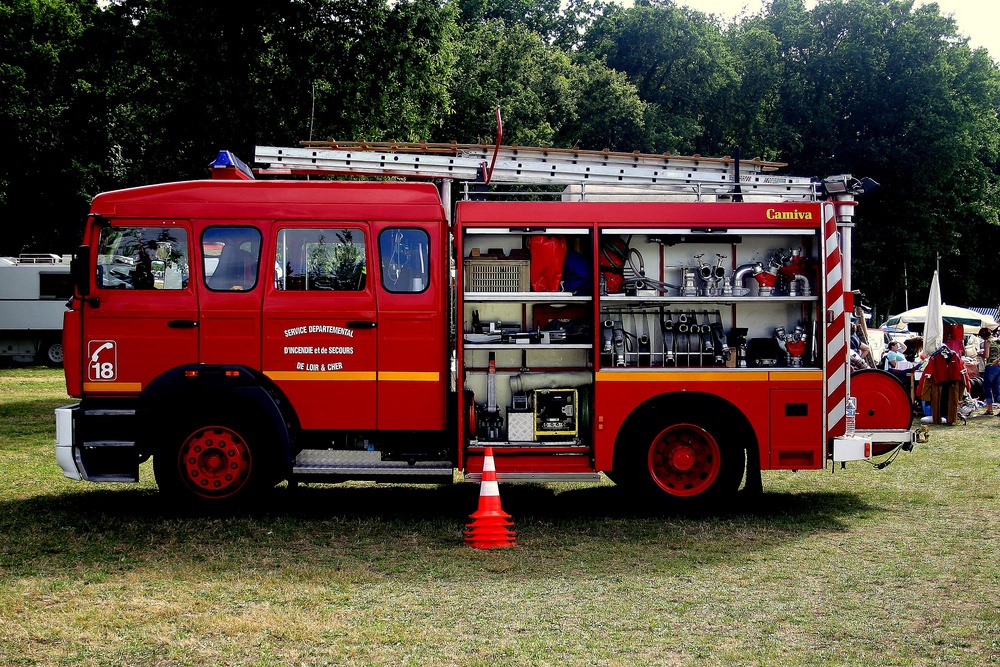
[463,258,531,292]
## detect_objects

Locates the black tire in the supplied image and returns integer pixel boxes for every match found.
[614,404,747,507]
[153,413,279,508]
[39,340,63,367]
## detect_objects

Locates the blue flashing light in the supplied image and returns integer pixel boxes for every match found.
[209,150,254,180]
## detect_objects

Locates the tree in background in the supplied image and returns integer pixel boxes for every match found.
[435,18,648,149]
[106,0,456,181]
[2,0,1000,313]
[1,0,103,253]
[739,0,1000,317]
[1,0,459,253]
[456,0,562,42]
[721,20,788,162]
[581,0,738,155]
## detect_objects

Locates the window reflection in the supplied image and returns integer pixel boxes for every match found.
[275,228,367,291]
[96,226,188,290]
[379,228,429,293]
[203,227,261,292]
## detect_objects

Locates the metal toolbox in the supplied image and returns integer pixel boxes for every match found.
[507,411,535,442]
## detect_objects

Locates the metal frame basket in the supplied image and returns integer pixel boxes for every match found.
[463,258,531,292]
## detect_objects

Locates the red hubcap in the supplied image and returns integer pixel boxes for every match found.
[178,426,251,499]
[647,423,721,497]
[670,447,696,471]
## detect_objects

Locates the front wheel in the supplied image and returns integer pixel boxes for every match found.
[154,417,276,506]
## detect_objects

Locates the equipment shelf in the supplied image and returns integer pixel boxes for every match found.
[600,295,818,305]
[463,343,593,349]
[464,292,592,302]
[459,225,595,452]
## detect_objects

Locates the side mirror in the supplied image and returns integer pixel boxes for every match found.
[72,245,91,297]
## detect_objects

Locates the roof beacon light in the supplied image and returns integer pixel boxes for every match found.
[209,150,255,181]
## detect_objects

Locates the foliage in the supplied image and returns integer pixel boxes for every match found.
[2,0,1000,311]
[0,0,102,253]
[742,0,1000,318]
[436,20,571,146]
[435,19,648,149]
[581,0,739,154]
[95,0,458,183]
[306,230,367,290]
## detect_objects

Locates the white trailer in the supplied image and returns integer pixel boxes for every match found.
[0,254,72,366]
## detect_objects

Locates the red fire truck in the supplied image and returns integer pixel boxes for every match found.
[55,142,916,506]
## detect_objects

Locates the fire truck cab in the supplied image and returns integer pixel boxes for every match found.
[58,178,452,499]
[55,146,915,507]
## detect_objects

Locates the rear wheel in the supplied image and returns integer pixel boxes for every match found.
[618,410,747,506]
[154,415,276,506]
[646,423,723,497]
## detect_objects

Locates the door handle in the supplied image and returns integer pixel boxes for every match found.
[346,320,377,329]
[168,320,199,329]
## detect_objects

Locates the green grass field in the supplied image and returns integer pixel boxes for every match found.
[1,367,997,666]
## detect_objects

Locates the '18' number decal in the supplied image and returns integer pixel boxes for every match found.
[87,341,117,381]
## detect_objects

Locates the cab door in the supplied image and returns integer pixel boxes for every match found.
[261,224,378,430]
[82,221,198,395]
[196,224,264,368]
[373,224,448,431]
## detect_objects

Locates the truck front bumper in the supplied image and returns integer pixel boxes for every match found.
[55,404,83,480]
[54,403,139,482]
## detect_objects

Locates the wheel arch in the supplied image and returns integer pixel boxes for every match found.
[138,364,297,467]
[611,390,760,485]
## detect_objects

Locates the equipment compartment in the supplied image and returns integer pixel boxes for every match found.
[597,228,823,370]
[459,226,594,449]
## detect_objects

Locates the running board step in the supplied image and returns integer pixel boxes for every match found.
[83,409,136,417]
[82,440,136,448]
[466,442,589,453]
[82,474,139,483]
[464,472,603,483]
[291,450,454,483]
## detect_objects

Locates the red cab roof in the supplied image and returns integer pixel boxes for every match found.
[91,180,445,223]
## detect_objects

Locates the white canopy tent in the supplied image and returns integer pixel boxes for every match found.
[883,303,997,335]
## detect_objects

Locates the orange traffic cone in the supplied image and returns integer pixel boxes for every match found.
[464,447,516,549]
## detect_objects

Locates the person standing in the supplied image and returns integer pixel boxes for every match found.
[921,346,966,424]
[979,327,1000,415]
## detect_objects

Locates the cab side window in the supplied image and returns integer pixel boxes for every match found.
[274,228,367,291]
[203,227,261,292]
[379,228,429,293]
[96,225,189,290]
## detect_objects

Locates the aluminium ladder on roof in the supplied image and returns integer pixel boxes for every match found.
[254,143,821,199]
